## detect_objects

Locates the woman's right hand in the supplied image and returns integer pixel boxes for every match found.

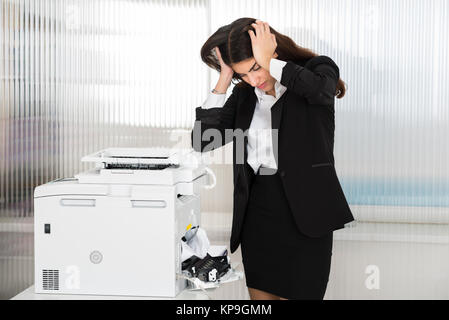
[214,46,234,77]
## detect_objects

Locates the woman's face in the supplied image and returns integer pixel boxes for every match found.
[232,57,276,94]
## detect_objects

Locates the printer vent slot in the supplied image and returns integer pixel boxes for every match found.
[42,269,59,291]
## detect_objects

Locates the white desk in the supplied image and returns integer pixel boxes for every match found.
[12,285,211,300]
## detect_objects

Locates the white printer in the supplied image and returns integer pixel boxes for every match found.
[34,147,216,297]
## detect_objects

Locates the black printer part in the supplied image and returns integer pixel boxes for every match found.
[104,163,179,170]
[182,255,202,276]
[182,253,230,282]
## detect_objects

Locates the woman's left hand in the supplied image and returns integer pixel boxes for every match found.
[248,20,278,71]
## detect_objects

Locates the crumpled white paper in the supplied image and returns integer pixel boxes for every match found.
[181,226,227,262]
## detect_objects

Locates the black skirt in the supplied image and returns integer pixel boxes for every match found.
[240,164,334,300]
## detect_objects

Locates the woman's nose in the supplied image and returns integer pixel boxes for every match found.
[247,74,259,87]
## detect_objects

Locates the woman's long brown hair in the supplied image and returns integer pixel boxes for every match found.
[200,17,346,98]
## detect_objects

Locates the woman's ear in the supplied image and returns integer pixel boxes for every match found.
[273,51,278,59]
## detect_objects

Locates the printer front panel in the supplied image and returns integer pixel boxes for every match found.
[34,187,180,297]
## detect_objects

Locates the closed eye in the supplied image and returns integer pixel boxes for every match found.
[239,65,261,77]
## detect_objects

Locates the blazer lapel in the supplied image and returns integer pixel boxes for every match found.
[236,90,257,132]
[235,90,257,163]
[270,91,287,168]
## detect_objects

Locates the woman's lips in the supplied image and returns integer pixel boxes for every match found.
[257,82,266,89]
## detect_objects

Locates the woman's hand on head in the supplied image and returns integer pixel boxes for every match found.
[214,46,234,78]
[248,20,278,71]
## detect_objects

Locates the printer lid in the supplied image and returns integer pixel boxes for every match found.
[74,147,206,185]
[81,147,191,168]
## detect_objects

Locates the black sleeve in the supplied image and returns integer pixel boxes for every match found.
[280,55,340,105]
[191,85,239,152]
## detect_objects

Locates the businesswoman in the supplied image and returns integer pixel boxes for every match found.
[191,18,355,300]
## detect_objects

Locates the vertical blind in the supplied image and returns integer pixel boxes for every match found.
[209,0,449,300]
[0,0,209,299]
[211,0,449,223]
[1,0,209,218]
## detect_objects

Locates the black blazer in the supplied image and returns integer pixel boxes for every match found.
[191,55,355,253]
